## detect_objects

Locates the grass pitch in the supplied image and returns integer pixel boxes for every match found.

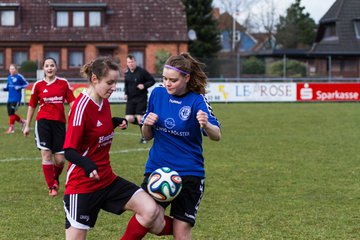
[0,102,359,239]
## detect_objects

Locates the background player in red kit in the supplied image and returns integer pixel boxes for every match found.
[63,57,171,240]
[23,57,75,197]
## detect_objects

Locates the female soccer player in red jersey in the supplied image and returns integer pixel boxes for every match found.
[63,57,171,240]
[23,57,75,197]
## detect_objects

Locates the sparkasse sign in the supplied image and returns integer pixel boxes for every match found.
[297,83,360,101]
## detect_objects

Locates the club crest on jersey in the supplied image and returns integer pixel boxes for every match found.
[164,118,176,129]
[97,120,103,127]
[179,106,191,121]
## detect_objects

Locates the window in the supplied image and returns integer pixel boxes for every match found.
[73,11,85,27]
[354,20,360,39]
[13,50,28,66]
[57,12,69,27]
[89,11,101,26]
[69,50,84,68]
[1,10,15,26]
[44,50,61,68]
[0,51,4,68]
[130,51,144,68]
[322,23,338,41]
[55,10,103,27]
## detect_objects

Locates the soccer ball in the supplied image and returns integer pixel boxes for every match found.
[147,167,182,202]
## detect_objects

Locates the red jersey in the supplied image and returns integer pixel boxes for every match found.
[28,77,75,123]
[64,91,117,194]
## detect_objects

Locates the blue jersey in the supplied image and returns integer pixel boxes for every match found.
[4,73,29,102]
[143,86,220,178]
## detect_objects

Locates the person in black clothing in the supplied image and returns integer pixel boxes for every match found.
[124,54,155,144]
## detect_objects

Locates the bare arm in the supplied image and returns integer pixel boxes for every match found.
[23,106,35,137]
[197,110,221,141]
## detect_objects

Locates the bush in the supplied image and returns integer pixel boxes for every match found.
[19,60,38,77]
[268,59,306,77]
[155,50,171,76]
[242,57,265,74]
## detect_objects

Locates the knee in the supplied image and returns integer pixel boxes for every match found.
[139,200,160,224]
[126,115,135,124]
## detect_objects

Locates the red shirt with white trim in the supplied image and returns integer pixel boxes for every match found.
[28,77,75,123]
[64,91,117,194]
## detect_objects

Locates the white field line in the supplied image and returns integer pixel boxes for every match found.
[0,147,150,163]
[0,126,140,136]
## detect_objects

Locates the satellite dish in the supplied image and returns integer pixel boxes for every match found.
[188,29,197,41]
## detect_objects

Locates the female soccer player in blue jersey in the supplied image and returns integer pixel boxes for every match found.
[141,52,222,239]
[3,64,28,134]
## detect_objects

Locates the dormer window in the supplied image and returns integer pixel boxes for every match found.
[322,23,338,41]
[1,11,15,26]
[353,19,360,39]
[56,12,69,27]
[50,3,106,28]
[0,3,19,27]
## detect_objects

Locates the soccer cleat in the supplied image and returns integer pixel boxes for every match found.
[49,180,59,197]
[48,186,58,197]
[53,179,59,191]
[6,126,14,134]
[139,137,147,144]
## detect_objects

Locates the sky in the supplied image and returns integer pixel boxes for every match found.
[213,0,337,23]
[278,0,336,22]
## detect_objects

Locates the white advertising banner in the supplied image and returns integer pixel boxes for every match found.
[0,83,9,103]
[206,82,297,102]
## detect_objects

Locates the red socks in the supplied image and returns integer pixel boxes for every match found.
[121,215,150,240]
[53,164,64,182]
[9,114,22,125]
[157,215,173,236]
[42,164,55,189]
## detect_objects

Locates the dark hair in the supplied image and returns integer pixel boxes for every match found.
[164,52,207,94]
[80,56,119,82]
[126,54,136,61]
[43,57,57,67]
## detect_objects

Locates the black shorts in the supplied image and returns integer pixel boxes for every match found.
[125,96,148,115]
[141,174,205,227]
[7,102,20,115]
[64,176,141,229]
[35,119,65,153]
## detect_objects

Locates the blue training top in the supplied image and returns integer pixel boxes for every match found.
[143,86,221,178]
[4,73,29,102]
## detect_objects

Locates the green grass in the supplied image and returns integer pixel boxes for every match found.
[1,103,360,239]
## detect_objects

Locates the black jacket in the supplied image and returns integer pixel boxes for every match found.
[124,66,155,100]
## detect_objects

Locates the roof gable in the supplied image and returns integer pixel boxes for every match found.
[311,0,360,54]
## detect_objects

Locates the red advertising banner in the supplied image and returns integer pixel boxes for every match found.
[297,83,360,101]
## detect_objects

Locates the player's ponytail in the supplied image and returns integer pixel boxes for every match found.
[80,60,94,82]
[81,57,119,82]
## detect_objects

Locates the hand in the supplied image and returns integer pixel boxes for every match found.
[89,169,100,180]
[112,117,128,130]
[23,126,30,137]
[137,84,145,90]
[143,112,158,126]
[196,110,209,128]
[124,94,128,101]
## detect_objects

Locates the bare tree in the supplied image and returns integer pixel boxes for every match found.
[216,0,262,50]
[216,0,280,51]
